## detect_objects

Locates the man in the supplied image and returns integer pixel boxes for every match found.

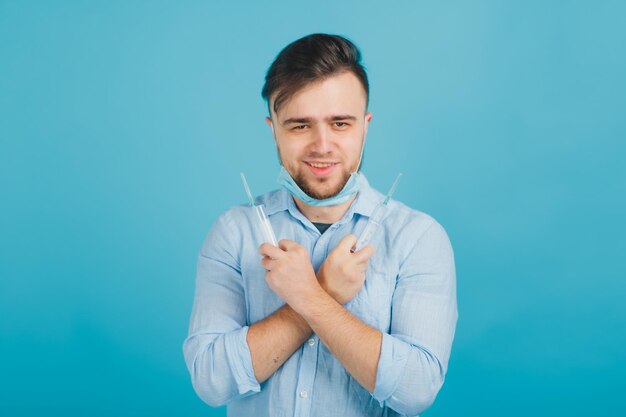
[183,33,457,417]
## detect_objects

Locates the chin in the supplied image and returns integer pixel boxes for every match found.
[301,177,346,200]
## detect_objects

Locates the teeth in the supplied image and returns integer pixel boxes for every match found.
[309,162,335,168]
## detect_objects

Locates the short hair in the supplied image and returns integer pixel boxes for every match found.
[261,33,369,116]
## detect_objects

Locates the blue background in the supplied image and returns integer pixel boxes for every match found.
[1,1,625,415]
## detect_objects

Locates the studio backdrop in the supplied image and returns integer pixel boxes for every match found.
[1,1,625,416]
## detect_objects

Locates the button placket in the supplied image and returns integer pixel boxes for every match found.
[293,234,329,417]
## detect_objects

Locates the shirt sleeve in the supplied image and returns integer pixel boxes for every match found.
[182,210,261,407]
[372,219,458,416]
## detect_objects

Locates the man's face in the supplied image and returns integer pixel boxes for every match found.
[266,71,372,200]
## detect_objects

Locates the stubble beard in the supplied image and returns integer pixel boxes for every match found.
[292,166,352,200]
[275,133,364,201]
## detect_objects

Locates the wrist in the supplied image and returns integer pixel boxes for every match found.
[288,279,323,315]
[316,267,335,298]
[279,304,312,334]
[294,284,335,321]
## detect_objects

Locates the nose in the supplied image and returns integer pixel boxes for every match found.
[310,125,331,155]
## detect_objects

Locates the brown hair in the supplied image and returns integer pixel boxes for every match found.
[261,33,369,116]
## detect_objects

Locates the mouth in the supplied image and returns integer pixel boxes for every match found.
[303,161,339,177]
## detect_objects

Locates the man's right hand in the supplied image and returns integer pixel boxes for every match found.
[316,234,375,305]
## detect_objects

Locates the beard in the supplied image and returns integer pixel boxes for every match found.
[274,132,365,200]
[292,166,352,200]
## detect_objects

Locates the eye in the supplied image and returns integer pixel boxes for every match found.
[333,122,349,128]
[293,124,308,130]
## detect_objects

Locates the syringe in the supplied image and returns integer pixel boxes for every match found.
[240,172,278,246]
[351,173,402,253]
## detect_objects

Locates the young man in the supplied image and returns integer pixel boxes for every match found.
[183,34,457,417]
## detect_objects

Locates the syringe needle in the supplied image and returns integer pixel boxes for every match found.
[353,173,403,253]
[240,172,255,206]
[384,173,403,205]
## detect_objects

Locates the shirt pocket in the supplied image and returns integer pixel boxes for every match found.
[345,260,395,332]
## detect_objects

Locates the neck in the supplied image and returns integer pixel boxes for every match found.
[293,194,357,224]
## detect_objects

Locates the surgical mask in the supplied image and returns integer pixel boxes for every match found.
[274,129,368,207]
[277,166,365,206]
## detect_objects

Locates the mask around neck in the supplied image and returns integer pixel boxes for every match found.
[276,166,364,207]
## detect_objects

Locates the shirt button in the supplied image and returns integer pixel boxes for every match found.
[307,338,315,346]
[299,389,308,398]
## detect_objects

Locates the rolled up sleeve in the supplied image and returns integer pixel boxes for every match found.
[182,211,261,407]
[372,219,458,416]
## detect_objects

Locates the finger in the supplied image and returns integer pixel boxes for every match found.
[259,243,284,260]
[356,259,370,272]
[336,234,358,253]
[353,243,375,262]
[278,239,300,252]
[261,256,277,271]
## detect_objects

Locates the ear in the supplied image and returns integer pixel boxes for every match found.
[265,116,273,130]
[266,116,278,146]
[363,111,373,136]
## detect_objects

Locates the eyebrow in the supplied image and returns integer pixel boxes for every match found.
[281,114,358,126]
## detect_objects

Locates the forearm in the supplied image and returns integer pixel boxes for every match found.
[297,287,382,393]
[247,303,313,383]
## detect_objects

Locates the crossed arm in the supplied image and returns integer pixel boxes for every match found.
[248,234,381,392]
[183,214,457,415]
[247,293,382,392]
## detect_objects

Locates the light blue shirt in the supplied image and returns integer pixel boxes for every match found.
[183,174,457,417]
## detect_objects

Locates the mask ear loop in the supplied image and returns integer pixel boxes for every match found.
[351,131,367,175]
[270,120,286,169]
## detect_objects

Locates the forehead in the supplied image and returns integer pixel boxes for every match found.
[273,72,367,121]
